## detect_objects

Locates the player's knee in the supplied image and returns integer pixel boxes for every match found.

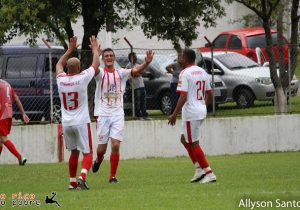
[180,135,186,145]
[111,143,120,152]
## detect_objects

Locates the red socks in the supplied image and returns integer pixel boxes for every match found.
[3,140,21,160]
[184,143,197,164]
[110,152,119,179]
[80,154,93,180]
[192,144,209,169]
[69,152,79,187]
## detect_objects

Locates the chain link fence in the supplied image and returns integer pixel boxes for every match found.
[0,44,299,124]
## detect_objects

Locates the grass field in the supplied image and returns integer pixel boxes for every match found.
[0,152,299,210]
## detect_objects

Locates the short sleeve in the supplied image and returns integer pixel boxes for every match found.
[81,66,96,84]
[176,71,188,94]
[120,68,132,81]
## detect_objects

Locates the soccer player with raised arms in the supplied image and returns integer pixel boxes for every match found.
[56,35,100,190]
[92,49,154,183]
[168,48,217,183]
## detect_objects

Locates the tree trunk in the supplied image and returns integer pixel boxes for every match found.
[261,1,285,114]
[290,0,300,78]
[274,86,287,113]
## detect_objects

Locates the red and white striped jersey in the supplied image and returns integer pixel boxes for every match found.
[57,67,95,126]
[177,65,212,121]
[94,67,132,116]
[0,79,15,120]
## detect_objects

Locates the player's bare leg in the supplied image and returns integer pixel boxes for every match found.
[109,139,120,183]
[92,144,107,173]
[0,135,26,165]
[68,149,79,189]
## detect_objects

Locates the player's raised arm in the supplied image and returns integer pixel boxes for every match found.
[131,50,154,76]
[56,36,78,76]
[90,35,100,75]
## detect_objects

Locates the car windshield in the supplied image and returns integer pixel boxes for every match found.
[215,53,259,70]
[246,33,282,48]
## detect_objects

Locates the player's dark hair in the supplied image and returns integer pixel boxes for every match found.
[182,48,196,64]
[102,48,115,56]
[128,52,136,60]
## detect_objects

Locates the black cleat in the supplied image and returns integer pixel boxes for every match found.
[92,160,101,173]
[76,178,89,190]
[109,177,118,184]
[19,157,27,166]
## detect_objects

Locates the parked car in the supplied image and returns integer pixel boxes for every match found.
[117,54,227,114]
[117,54,174,115]
[199,27,288,65]
[196,51,299,108]
[0,46,63,121]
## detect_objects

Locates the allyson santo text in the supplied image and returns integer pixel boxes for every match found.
[239,198,300,209]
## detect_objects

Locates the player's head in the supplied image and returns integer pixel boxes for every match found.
[128,52,137,64]
[66,57,81,74]
[182,48,196,67]
[102,48,115,68]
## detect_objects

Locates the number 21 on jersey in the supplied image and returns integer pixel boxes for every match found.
[61,92,79,110]
[196,81,206,100]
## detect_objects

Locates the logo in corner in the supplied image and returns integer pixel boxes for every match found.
[45,192,61,207]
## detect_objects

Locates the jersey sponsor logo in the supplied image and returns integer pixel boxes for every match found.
[59,81,81,86]
[178,81,182,87]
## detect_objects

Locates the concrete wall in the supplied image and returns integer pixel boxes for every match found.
[0,115,299,164]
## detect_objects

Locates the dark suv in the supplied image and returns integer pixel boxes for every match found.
[0,46,63,121]
[117,55,174,115]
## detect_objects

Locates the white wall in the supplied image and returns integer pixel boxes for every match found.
[0,115,299,164]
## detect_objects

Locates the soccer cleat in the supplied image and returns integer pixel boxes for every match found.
[200,173,217,184]
[92,160,101,173]
[191,168,205,183]
[68,185,77,190]
[19,157,27,166]
[76,178,89,190]
[109,177,118,184]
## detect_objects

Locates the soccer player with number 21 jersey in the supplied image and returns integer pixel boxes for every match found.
[168,48,217,184]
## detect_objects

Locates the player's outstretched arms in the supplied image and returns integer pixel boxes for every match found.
[56,36,78,76]
[90,35,100,75]
[14,94,30,124]
[132,50,154,77]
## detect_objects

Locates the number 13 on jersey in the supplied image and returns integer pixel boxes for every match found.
[61,92,79,110]
[196,81,206,100]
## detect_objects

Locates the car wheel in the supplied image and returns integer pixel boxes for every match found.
[52,104,62,123]
[236,89,255,108]
[160,92,172,115]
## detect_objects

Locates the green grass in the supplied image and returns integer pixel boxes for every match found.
[0,152,299,209]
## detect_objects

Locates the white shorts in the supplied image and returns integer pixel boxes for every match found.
[63,123,93,154]
[181,120,203,143]
[96,115,124,144]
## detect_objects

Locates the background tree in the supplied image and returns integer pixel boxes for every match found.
[135,0,225,52]
[227,0,300,113]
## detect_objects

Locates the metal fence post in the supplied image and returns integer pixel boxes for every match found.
[204,36,215,116]
[42,38,53,123]
[124,37,135,118]
[288,45,291,113]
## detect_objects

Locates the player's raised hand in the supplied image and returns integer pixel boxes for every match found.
[68,36,78,51]
[22,113,30,124]
[89,35,100,53]
[168,114,176,126]
[145,50,154,64]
